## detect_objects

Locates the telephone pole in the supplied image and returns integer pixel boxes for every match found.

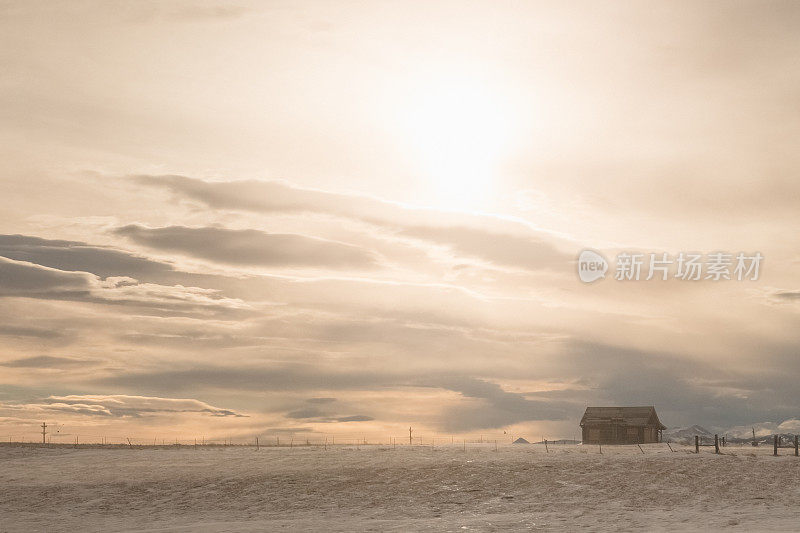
[41,422,47,444]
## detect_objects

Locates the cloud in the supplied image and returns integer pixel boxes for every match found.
[95,364,415,394]
[96,364,572,430]
[0,256,246,313]
[284,407,372,423]
[133,175,574,272]
[335,415,373,422]
[284,398,373,423]
[96,276,249,312]
[769,289,800,302]
[114,224,379,269]
[0,325,69,340]
[133,174,396,221]
[257,427,315,435]
[0,355,94,368]
[554,341,800,429]
[10,394,244,418]
[0,255,94,296]
[0,234,174,279]
[0,234,253,297]
[777,419,800,432]
[285,407,324,419]
[433,377,573,432]
[400,226,570,271]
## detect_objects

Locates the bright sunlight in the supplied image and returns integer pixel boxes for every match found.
[400,74,515,210]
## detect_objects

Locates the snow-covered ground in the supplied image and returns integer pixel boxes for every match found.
[1,442,799,531]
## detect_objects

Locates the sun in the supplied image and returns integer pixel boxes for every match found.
[399,74,515,210]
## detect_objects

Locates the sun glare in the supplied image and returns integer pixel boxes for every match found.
[401,75,515,210]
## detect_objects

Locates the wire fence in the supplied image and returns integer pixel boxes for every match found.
[1,430,797,458]
[0,429,577,448]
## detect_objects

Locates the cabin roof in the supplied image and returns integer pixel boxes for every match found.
[580,406,667,429]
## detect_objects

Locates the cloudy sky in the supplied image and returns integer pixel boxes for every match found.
[1,0,799,443]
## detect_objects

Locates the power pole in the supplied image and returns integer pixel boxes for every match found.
[41,422,47,444]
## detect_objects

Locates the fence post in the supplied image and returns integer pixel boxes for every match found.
[544,439,548,453]
[714,434,719,454]
[695,435,699,453]
[794,435,798,457]
[774,435,778,456]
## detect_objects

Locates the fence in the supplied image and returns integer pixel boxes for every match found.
[2,429,798,458]
[691,433,799,456]
[0,428,579,449]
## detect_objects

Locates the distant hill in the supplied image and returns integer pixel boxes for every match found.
[664,425,713,443]
[664,424,798,446]
[725,433,798,446]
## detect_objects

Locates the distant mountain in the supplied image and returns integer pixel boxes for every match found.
[725,433,798,446]
[664,421,799,446]
[664,425,713,443]
[725,422,782,439]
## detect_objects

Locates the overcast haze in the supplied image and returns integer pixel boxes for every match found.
[1,0,799,442]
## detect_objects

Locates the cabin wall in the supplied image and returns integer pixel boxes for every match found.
[581,424,661,444]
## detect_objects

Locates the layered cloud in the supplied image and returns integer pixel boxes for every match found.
[769,289,800,303]
[3,394,243,418]
[115,224,379,269]
[133,174,575,274]
[0,255,246,313]
[133,174,417,223]
[0,234,174,279]
[0,255,94,296]
[433,376,572,432]
[399,225,570,272]
[285,398,374,423]
[2,193,798,438]
[0,355,94,368]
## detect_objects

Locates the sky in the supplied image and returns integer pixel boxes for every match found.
[1,0,799,443]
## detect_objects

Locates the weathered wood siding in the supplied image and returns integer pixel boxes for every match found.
[581,423,660,444]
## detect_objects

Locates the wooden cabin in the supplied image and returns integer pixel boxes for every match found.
[580,406,666,444]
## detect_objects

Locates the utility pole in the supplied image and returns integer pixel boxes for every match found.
[409,426,412,446]
[41,422,47,444]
